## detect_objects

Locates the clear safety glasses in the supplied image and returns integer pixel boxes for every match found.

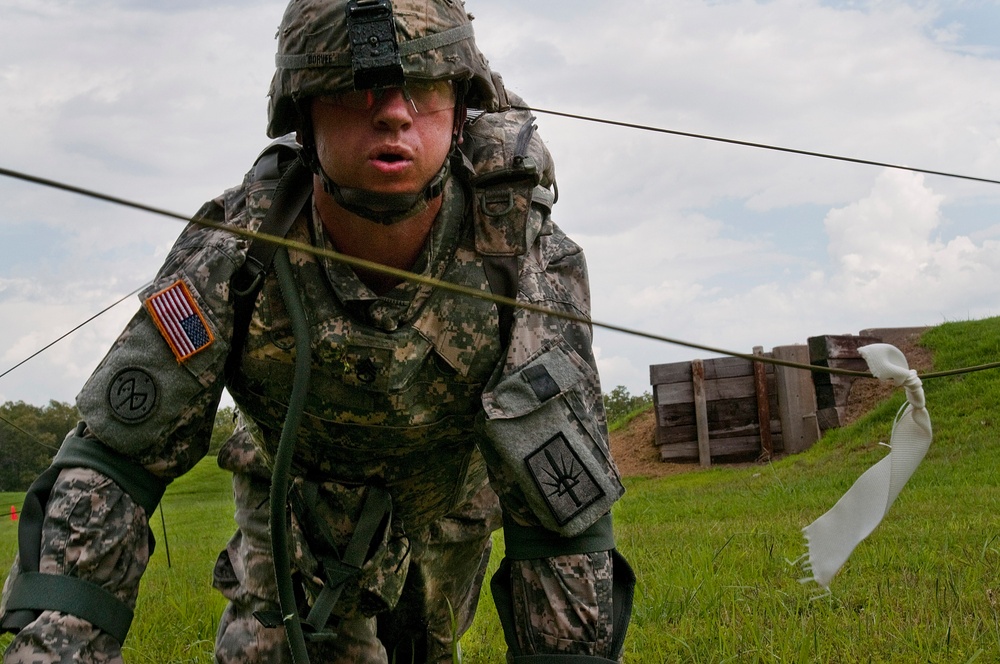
[317,80,456,114]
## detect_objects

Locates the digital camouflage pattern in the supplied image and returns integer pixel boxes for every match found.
[267,0,504,138]
[510,552,615,656]
[1,468,147,664]
[213,471,499,662]
[2,99,625,662]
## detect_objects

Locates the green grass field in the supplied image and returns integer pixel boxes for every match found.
[2,317,999,661]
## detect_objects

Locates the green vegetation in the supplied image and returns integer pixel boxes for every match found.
[0,400,77,491]
[2,318,999,661]
[604,385,653,433]
[0,402,237,492]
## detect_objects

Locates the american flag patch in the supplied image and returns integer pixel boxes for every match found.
[145,280,215,362]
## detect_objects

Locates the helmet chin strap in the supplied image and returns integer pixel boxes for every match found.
[316,157,450,226]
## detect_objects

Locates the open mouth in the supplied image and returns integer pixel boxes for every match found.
[371,144,413,166]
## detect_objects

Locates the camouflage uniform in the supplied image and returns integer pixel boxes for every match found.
[2,0,630,660]
[1,110,625,662]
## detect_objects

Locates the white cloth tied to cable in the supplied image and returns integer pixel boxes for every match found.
[801,343,933,589]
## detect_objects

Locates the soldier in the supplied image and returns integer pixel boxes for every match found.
[0,0,633,662]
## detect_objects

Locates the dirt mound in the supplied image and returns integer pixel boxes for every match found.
[610,408,694,478]
[610,334,933,478]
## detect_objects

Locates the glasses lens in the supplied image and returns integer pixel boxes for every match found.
[403,80,456,113]
[319,81,455,113]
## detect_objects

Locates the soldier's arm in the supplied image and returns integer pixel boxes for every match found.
[1,197,238,662]
[2,462,165,664]
[478,220,634,662]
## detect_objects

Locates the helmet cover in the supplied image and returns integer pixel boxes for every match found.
[267,0,502,138]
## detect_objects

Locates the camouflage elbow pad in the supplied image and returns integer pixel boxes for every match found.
[479,339,623,537]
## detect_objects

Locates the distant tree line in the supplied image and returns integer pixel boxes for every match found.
[0,401,237,492]
[0,400,78,492]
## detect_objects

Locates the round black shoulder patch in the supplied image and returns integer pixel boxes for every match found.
[108,368,158,423]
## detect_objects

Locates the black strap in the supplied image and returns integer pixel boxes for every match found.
[482,254,519,350]
[53,426,167,516]
[501,513,615,561]
[302,487,391,636]
[0,462,60,635]
[2,572,133,645]
[226,155,313,380]
[608,549,635,659]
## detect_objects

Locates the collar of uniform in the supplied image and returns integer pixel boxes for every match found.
[309,178,466,332]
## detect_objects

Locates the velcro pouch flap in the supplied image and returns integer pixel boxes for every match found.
[479,341,623,537]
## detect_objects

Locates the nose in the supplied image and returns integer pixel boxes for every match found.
[372,87,414,131]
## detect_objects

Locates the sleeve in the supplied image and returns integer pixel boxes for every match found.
[508,551,617,657]
[1,193,243,663]
[478,219,623,535]
[477,217,631,661]
[2,468,150,664]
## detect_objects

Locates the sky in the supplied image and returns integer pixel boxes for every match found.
[1,0,999,408]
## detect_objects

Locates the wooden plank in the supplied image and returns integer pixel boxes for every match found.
[659,436,763,461]
[657,419,781,444]
[649,361,691,387]
[658,396,762,429]
[657,402,695,428]
[656,374,760,405]
[753,347,773,460]
[692,359,710,468]
[702,356,758,380]
[649,355,755,386]
[817,406,846,431]
[659,418,784,458]
[807,334,882,362]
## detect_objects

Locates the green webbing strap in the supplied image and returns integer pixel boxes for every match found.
[53,427,168,516]
[1,463,60,635]
[226,154,312,382]
[2,572,133,645]
[302,486,392,636]
[399,23,474,56]
[502,513,615,561]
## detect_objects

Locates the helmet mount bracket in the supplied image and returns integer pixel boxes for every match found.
[346,0,405,91]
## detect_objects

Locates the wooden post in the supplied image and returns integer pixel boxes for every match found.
[752,347,772,460]
[692,359,711,468]
[773,345,820,454]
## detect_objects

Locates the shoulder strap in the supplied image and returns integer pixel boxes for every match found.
[463,107,553,349]
[226,141,313,380]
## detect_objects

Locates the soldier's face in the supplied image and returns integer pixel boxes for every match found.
[311,85,456,196]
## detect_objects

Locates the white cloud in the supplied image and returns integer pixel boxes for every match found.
[595,167,1000,395]
[823,170,1000,316]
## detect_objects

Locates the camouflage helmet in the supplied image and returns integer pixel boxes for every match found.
[267,0,504,138]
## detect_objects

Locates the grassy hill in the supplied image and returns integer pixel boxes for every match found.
[2,317,998,661]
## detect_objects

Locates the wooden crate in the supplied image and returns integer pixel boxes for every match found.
[650,345,819,466]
